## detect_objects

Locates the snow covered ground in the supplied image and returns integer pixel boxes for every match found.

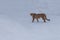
[0,11,60,40]
[0,0,60,40]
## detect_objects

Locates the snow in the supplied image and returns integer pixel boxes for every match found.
[0,0,60,40]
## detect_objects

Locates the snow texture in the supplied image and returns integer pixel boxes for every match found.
[0,0,60,40]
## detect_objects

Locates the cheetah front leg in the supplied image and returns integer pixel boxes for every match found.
[32,18,35,22]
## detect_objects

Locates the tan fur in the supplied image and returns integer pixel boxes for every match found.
[30,13,50,22]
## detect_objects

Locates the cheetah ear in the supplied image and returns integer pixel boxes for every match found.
[30,13,32,16]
